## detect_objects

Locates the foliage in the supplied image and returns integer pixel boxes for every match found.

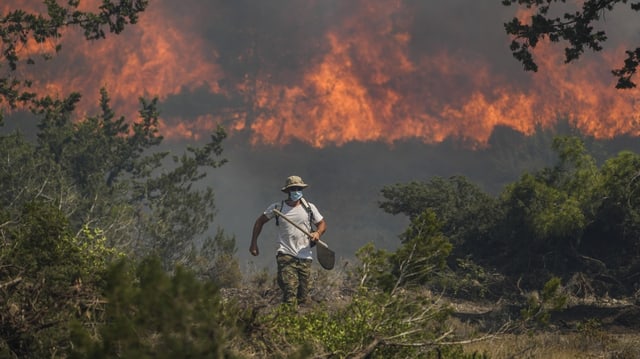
[380,176,497,226]
[0,130,70,214]
[496,172,585,274]
[1,201,238,358]
[380,136,640,296]
[190,228,242,288]
[353,242,394,291]
[8,129,640,357]
[549,136,601,206]
[68,257,240,359]
[520,277,568,327]
[354,211,452,293]
[379,176,498,264]
[0,0,149,114]
[582,149,640,290]
[0,2,242,358]
[479,136,607,286]
[389,210,453,291]
[250,284,459,358]
[436,257,503,299]
[75,224,126,279]
[237,231,487,358]
[2,0,232,271]
[236,229,509,359]
[502,0,640,89]
[1,87,230,270]
[0,202,105,358]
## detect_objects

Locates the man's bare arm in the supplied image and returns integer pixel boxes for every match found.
[250,214,270,256]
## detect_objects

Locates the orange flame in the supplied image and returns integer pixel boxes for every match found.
[3,0,639,147]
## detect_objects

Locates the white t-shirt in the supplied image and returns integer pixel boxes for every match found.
[264,200,324,259]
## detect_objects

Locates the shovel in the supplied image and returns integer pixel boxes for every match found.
[273,208,335,270]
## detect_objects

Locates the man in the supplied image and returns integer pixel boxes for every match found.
[250,175,327,305]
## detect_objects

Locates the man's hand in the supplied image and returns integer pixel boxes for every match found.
[250,243,259,256]
[310,231,321,242]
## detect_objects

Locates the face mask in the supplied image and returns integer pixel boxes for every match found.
[289,190,303,201]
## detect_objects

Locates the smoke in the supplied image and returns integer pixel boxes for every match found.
[4,1,640,269]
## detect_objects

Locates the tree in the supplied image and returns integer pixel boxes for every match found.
[2,87,230,270]
[379,176,499,254]
[0,130,68,211]
[0,2,240,356]
[0,0,148,116]
[2,0,233,273]
[490,137,601,284]
[352,211,453,294]
[29,90,161,250]
[502,0,640,89]
[495,172,586,281]
[388,210,452,291]
[581,150,640,291]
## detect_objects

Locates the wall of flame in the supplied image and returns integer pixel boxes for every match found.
[3,0,640,147]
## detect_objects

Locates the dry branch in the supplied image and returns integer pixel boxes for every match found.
[0,276,22,289]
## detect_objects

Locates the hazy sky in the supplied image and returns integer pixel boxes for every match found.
[3,1,640,269]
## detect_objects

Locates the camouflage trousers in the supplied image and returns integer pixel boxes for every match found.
[276,253,312,305]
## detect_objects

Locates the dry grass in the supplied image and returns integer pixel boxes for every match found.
[460,332,640,359]
[445,298,640,359]
[435,278,640,359]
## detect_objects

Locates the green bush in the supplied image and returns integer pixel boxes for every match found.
[69,257,240,358]
[0,202,105,358]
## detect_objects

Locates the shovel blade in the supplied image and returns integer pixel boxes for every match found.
[316,242,335,270]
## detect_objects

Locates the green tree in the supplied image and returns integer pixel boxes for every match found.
[136,121,228,268]
[0,130,69,211]
[353,242,394,292]
[496,172,585,280]
[30,90,158,250]
[378,176,503,296]
[502,0,640,89]
[547,136,601,205]
[2,87,230,270]
[581,150,640,291]
[388,210,452,291]
[0,0,148,116]
[491,136,602,286]
[0,2,240,356]
[353,210,452,294]
[379,176,498,251]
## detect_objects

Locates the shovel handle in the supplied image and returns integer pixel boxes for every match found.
[272,208,329,248]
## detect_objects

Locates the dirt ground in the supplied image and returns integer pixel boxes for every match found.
[449,296,640,332]
[448,297,640,358]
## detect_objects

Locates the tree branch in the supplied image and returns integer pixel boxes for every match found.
[0,276,22,289]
